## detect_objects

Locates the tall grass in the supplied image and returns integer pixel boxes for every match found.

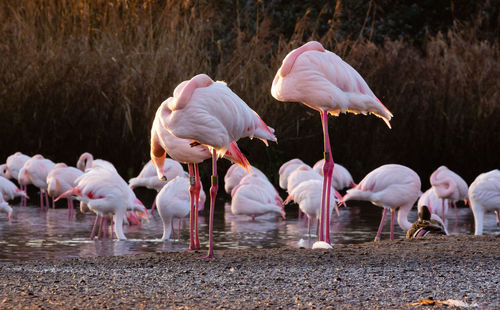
[1,0,499,187]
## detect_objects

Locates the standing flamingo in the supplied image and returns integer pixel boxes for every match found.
[341,164,421,241]
[278,159,305,190]
[312,160,356,190]
[46,163,83,215]
[0,196,12,220]
[430,166,468,221]
[153,74,276,258]
[224,163,267,194]
[5,152,30,206]
[0,176,28,202]
[272,41,392,244]
[19,155,55,210]
[230,179,285,220]
[77,152,116,172]
[151,97,244,251]
[56,166,149,240]
[468,170,500,235]
[417,188,447,217]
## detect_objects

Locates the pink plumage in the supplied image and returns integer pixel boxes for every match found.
[129,159,184,192]
[0,195,12,219]
[468,170,500,235]
[312,160,355,190]
[430,165,468,220]
[342,164,421,241]
[46,163,83,213]
[0,176,28,201]
[5,152,30,180]
[224,163,267,194]
[76,152,116,172]
[417,188,447,217]
[278,158,305,190]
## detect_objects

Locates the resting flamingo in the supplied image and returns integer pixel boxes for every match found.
[5,152,30,206]
[230,179,285,220]
[224,163,267,194]
[430,166,468,221]
[278,159,305,190]
[19,155,55,210]
[468,170,500,235]
[341,164,421,241]
[151,97,242,251]
[46,163,83,215]
[56,166,149,240]
[312,160,356,190]
[0,176,28,202]
[152,74,276,259]
[77,152,116,172]
[272,41,392,244]
[417,188,447,217]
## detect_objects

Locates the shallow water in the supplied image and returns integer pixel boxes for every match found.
[0,198,497,262]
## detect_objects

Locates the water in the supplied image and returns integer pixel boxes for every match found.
[0,199,497,262]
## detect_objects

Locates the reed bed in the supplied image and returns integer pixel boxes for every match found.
[1,0,499,187]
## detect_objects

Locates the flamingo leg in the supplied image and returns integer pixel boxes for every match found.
[307,216,311,236]
[90,215,100,240]
[151,200,157,212]
[203,149,218,259]
[45,192,50,209]
[51,196,55,209]
[375,208,388,242]
[193,163,201,250]
[390,209,395,241]
[188,163,196,250]
[495,210,500,228]
[441,199,445,220]
[453,201,458,222]
[39,190,44,210]
[319,110,334,244]
[97,215,104,240]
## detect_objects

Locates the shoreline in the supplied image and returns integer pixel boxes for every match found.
[1,235,499,309]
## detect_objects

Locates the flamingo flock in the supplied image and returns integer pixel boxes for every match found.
[1,41,499,259]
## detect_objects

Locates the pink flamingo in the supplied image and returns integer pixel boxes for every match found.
[272,41,392,244]
[76,152,116,172]
[230,178,285,220]
[153,74,276,258]
[278,159,305,190]
[156,176,205,241]
[430,166,468,221]
[0,196,12,220]
[151,98,238,251]
[312,160,356,190]
[56,166,149,240]
[341,164,421,241]
[417,188,447,217]
[224,163,267,194]
[46,163,83,215]
[286,179,338,236]
[129,159,185,211]
[0,176,28,202]
[0,164,8,178]
[5,152,30,206]
[468,170,500,235]
[19,155,55,210]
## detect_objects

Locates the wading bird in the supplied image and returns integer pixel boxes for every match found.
[468,170,500,235]
[430,166,468,221]
[272,41,392,244]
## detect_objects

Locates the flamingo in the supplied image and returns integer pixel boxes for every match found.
[129,159,185,211]
[19,155,55,210]
[468,170,500,235]
[155,176,205,241]
[224,163,267,194]
[153,74,276,259]
[230,179,285,220]
[0,164,8,178]
[46,163,83,215]
[56,166,149,240]
[76,152,116,172]
[430,166,468,221]
[0,196,12,220]
[341,164,421,241]
[232,174,282,203]
[286,179,337,236]
[5,152,30,206]
[417,188,447,217]
[278,158,305,190]
[0,176,28,202]
[151,97,242,251]
[272,41,392,244]
[312,160,356,190]
[406,205,447,238]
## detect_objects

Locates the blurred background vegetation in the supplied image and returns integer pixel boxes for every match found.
[1,0,499,189]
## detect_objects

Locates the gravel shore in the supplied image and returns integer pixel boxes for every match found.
[0,235,498,309]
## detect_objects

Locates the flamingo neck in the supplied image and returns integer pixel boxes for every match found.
[397,204,413,231]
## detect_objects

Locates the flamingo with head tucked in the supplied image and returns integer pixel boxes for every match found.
[19,155,55,210]
[272,41,392,244]
[224,164,267,194]
[430,166,468,221]
[5,152,30,206]
[152,74,276,259]
[77,152,116,172]
[468,170,500,235]
[341,164,421,241]
[0,176,28,202]
[46,163,83,215]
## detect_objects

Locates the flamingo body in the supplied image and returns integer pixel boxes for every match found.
[468,170,500,235]
[278,159,305,190]
[0,176,27,201]
[5,152,30,180]
[312,160,355,190]
[129,159,184,192]
[224,164,267,194]
[231,181,285,219]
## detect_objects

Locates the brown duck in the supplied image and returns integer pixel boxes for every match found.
[406,205,448,239]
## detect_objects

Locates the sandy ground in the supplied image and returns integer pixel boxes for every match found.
[0,235,498,309]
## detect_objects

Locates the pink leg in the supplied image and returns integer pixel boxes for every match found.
[103,218,108,238]
[51,196,55,209]
[441,199,445,220]
[187,163,196,250]
[90,215,100,240]
[375,208,388,241]
[390,209,395,241]
[453,201,458,222]
[319,110,334,244]
[203,150,218,259]
[97,216,104,240]
[151,200,157,212]
[45,192,50,209]
[39,190,45,210]
[298,208,302,220]
[193,164,201,250]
